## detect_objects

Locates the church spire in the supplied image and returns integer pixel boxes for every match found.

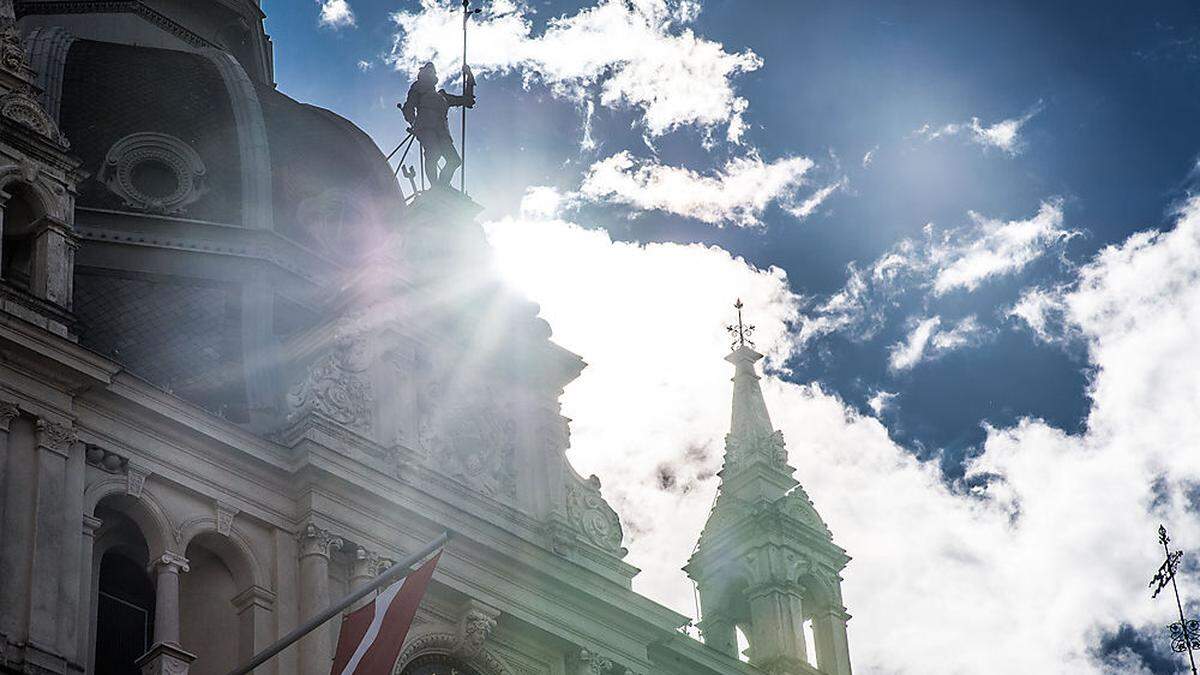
[684,301,853,675]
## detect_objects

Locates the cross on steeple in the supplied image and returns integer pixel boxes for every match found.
[726,298,755,350]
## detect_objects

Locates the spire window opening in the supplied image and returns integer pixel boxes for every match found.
[804,617,818,666]
[735,626,750,663]
[1,187,39,291]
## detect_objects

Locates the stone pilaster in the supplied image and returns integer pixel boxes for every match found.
[813,608,852,675]
[30,216,76,308]
[231,585,276,666]
[28,419,75,651]
[76,515,101,664]
[745,581,808,674]
[348,547,390,611]
[297,524,341,675]
[150,552,190,646]
[696,613,738,659]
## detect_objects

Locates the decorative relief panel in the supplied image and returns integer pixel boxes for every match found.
[418,382,517,500]
[287,320,373,434]
[99,132,206,214]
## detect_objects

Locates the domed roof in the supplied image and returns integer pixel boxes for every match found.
[256,85,403,257]
[58,38,404,258]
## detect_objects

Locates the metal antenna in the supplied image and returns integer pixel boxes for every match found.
[461,0,481,193]
[1151,524,1199,674]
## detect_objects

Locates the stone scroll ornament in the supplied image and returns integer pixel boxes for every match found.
[287,319,373,433]
[565,475,625,555]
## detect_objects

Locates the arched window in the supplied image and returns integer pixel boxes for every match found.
[1,184,41,291]
[400,653,483,675]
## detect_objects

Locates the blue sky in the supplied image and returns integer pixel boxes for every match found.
[266,2,1200,672]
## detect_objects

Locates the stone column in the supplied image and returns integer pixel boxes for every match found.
[76,515,101,665]
[697,613,738,659]
[151,552,190,646]
[0,401,17,538]
[812,608,852,675]
[746,581,808,673]
[27,419,74,656]
[297,524,341,675]
[232,586,277,670]
[349,547,383,611]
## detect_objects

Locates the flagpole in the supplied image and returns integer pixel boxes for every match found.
[225,530,451,675]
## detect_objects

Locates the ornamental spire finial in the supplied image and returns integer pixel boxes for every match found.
[726,298,755,350]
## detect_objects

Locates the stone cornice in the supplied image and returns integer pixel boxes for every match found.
[14,1,220,49]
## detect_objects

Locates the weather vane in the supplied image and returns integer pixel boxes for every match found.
[726,298,755,350]
[1150,524,1199,674]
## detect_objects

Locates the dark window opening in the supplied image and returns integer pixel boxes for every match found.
[94,551,156,675]
[129,159,180,200]
[2,190,38,291]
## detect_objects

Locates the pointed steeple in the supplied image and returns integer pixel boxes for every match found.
[684,301,853,675]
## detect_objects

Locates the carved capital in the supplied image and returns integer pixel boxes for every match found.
[350,547,392,583]
[82,514,103,536]
[578,649,614,675]
[455,600,500,659]
[0,399,19,431]
[151,551,190,575]
[230,585,276,614]
[297,523,343,559]
[36,418,75,455]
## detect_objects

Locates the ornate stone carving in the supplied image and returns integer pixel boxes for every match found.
[287,321,373,434]
[0,89,69,147]
[1,18,28,73]
[456,601,500,659]
[36,418,75,452]
[126,462,149,498]
[418,383,516,500]
[724,428,788,469]
[99,132,207,214]
[135,641,195,675]
[85,444,128,473]
[215,502,239,536]
[298,523,343,559]
[564,475,625,556]
[394,632,511,675]
[578,650,613,675]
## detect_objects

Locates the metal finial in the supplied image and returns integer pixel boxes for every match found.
[726,298,756,350]
[1150,524,1200,674]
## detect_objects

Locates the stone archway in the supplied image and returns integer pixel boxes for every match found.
[400,653,483,675]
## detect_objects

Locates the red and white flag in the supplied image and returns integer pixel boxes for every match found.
[329,551,442,675]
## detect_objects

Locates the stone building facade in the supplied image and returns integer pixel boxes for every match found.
[0,2,853,674]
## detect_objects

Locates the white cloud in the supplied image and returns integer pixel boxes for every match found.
[356,59,373,71]
[867,389,897,416]
[1009,286,1068,341]
[887,315,985,372]
[317,0,355,29]
[931,200,1076,294]
[482,198,1200,673]
[388,0,762,141]
[579,151,818,227]
[519,185,572,219]
[917,103,1042,155]
[786,176,847,220]
[795,202,1074,349]
[861,146,877,168]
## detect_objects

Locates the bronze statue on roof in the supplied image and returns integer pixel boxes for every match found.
[399,62,475,189]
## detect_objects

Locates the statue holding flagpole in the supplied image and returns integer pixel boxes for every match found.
[397,0,481,192]
[399,61,475,189]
